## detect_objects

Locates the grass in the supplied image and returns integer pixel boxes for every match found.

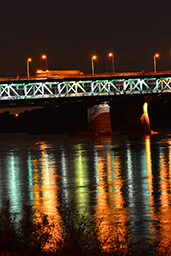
[0,200,170,256]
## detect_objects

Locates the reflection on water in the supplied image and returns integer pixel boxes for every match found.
[157,138,171,253]
[74,143,90,214]
[94,137,128,251]
[1,133,171,252]
[7,152,22,213]
[31,142,63,247]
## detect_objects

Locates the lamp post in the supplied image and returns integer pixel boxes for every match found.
[42,54,47,71]
[91,55,97,76]
[27,58,32,79]
[108,52,115,74]
[153,53,159,72]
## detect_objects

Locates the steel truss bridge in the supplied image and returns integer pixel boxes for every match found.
[1,72,171,104]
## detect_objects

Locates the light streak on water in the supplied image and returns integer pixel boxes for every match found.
[94,138,128,252]
[61,149,69,202]
[7,152,22,213]
[74,143,90,214]
[0,133,171,253]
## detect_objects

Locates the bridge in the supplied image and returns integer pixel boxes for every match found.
[1,70,171,134]
[0,71,171,104]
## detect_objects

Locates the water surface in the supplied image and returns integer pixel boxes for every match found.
[0,132,171,253]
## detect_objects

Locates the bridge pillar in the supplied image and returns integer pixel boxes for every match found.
[127,101,151,134]
[140,102,151,134]
[87,104,112,133]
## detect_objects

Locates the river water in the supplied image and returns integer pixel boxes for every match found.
[0,131,171,253]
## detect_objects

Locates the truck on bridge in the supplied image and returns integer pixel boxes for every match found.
[36,70,84,78]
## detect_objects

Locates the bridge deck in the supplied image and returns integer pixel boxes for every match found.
[0,71,171,107]
[1,70,171,82]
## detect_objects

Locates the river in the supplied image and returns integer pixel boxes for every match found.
[0,131,171,254]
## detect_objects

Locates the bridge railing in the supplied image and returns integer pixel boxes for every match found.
[0,77,171,101]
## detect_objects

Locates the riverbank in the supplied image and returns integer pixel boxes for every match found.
[0,200,169,256]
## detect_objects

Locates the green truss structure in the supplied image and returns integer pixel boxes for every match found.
[0,76,171,101]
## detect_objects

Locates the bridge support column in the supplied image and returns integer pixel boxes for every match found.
[87,104,112,133]
[127,101,151,134]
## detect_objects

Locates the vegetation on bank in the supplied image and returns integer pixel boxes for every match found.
[0,200,170,256]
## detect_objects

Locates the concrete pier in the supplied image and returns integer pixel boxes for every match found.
[127,101,152,134]
[140,102,151,134]
[87,104,112,133]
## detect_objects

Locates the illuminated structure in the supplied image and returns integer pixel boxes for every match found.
[0,72,171,133]
[0,73,171,101]
[140,102,151,134]
[87,104,111,133]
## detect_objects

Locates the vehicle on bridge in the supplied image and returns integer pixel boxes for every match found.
[36,70,84,78]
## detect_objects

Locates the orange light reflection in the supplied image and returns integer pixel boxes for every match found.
[94,139,128,253]
[144,135,156,240]
[32,142,63,251]
[157,139,171,253]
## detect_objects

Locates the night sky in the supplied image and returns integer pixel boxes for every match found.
[1,0,171,77]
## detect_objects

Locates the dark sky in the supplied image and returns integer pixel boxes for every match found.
[1,0,171,77]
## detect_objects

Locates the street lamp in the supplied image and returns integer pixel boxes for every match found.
[91,55,97,76]
[153,53,159,72]
[27,58,32,79]
[108,52,115,74]
[42,54,48,71]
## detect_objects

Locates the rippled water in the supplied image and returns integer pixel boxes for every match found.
[0,132,171,253]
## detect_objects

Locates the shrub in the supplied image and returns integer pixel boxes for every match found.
[0,200,169,255]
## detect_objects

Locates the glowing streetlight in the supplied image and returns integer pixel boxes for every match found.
[153,53,159,72]
[91,55,97,76]
[27,58,32,79]
[42,54,48,70]
[108,52,115,73]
